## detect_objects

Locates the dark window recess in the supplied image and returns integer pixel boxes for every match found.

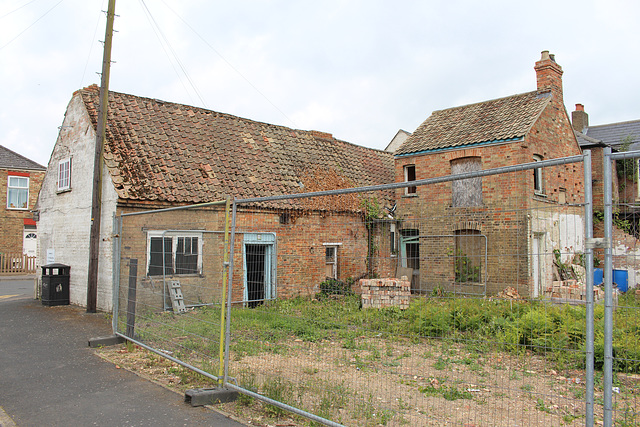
[176,237,198,274]
[279,212,291,224]
[401,229,420,270]
[405,165,417,194]
[246,244,266,307]
[149,237,173,276]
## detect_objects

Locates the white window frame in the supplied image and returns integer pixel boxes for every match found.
[58,158,71,191]
[322,242,342,279]
[7,175,29,210]
[147,231,203,276]
[533,154,544,194]
[404,164,417,195]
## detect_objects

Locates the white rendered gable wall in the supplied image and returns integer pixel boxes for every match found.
[37,93,118,312]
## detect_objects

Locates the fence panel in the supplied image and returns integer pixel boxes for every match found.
[0,252,37,274]
[223,157,598,426]
[603,148,640,427]
[114,201,229,382]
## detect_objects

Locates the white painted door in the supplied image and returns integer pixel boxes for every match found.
[23,229,37,257]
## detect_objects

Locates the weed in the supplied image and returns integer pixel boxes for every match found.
[536,398,553,414]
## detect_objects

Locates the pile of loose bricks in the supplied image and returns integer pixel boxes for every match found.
[360,277,410,309]
[543,279,605,301]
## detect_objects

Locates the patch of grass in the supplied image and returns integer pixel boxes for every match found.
[418,383,474,401]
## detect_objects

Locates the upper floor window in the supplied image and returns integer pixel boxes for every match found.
[533,154,544,194]
[451,157,482,207]
[7,175,29,209]
[58,158,71,191]
[404,165,416,194]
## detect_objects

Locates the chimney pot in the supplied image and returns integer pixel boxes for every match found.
[540,50,550,61]
[576,103,584,111]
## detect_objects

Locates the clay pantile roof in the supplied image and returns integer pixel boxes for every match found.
[395,91,551,156]
[0,145,45,171]
[78,85,394,206]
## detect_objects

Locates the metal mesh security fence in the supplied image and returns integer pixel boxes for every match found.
[107,152,640,426]
[114,201,230,382]
[603,148,640,427]
[223,155,600,426]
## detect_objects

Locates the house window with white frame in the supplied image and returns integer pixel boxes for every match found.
[533,154,544,194]
[7,175,29,210]
[323,243,341,279]
[404,164,416,195]
[147,231,203,276]
[58,158,71,191]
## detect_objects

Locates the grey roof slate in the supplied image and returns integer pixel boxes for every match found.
[575,130,605,148]
[0,145,46,171]
[583,119,640,148]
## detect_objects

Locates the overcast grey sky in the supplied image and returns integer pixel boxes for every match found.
[1,0,639,167]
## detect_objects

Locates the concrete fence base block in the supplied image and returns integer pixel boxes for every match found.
[185,388,239,406]
[88,335,125,348]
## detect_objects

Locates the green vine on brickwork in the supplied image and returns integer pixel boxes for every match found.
[616,136,637,185]
[593,210,632,234]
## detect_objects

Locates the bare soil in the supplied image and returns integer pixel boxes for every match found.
[96,337,640,426]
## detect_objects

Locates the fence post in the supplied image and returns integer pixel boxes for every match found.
[602,147,613,427]
[125,258,138,339]
[223,200,238,385]
[583,150,595,427]
[218,197,231,385]
[112,214,122,334]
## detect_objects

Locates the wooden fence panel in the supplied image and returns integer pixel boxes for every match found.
[0,253,37,275]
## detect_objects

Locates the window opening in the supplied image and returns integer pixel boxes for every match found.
[324,245,338,279]
[454,229,483,283]
[451,157,482,207]
[533,154,544,194]
[147,232,202,276]
[58,158,71,191]
[7,176,29,209]
[404,165,416,194]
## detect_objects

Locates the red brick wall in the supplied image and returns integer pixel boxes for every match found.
[117,205,396,310]
[393,101,584,297]
[0,169,45,254]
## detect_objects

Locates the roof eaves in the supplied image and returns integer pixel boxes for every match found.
[394,137,524,158]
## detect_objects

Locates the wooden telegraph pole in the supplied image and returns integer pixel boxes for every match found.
[87,0,116,313]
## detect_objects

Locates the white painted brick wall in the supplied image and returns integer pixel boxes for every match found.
[36,93,118,312]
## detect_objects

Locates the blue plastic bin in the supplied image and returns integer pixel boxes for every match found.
[594,268,603,286]
[613,269,628,292]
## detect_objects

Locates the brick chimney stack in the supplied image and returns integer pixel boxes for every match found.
[571,103,589,132]
[534,50,564,105]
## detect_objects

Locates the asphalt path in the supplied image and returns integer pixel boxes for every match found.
[0,277,245,426]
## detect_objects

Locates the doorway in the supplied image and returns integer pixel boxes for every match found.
[243,233,276,307]
[532,233,545,298]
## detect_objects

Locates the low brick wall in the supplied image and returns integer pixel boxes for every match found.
[360,277,410,309]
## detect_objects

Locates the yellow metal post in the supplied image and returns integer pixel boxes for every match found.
[218,197,231,384]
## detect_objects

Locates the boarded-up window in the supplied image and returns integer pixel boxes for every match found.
[451,157,482,207]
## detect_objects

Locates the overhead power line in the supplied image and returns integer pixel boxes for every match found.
[0,0,64,50]
[159,0,297,128]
